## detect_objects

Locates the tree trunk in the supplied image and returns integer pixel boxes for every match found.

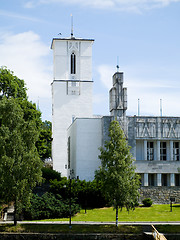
[116,206,118,227]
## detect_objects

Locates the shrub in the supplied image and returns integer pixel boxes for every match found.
[142,198,153,207]
[42,167,61,182]
[23,192,80,220]
[50,179,107,209]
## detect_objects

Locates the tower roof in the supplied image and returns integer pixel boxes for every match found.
[51,37,94,49]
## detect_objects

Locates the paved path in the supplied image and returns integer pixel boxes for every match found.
[0,221,180,225]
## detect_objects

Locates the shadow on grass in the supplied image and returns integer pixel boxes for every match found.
[0,224,142,234]
[172,204,180,208]
[155,225,180,233]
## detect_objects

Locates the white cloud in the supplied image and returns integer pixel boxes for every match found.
[0,10,41,22]
[0,31,52,120]
[28,0,180,12]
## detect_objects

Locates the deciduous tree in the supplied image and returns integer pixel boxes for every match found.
[95,120,140,227]
[0,66,27,99]
[36,120,52,161]
[0,67,43,225]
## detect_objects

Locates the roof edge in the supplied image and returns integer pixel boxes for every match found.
[51,37,94,49]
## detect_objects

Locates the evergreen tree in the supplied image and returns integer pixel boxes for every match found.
[95,120,140,227]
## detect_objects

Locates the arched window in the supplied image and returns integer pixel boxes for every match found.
[71,53,76,74]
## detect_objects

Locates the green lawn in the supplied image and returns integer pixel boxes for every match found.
[43,204,180,222]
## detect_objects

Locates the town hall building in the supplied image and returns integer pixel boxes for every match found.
[51,32,180,203]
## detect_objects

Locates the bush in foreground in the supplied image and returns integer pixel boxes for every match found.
[142,198,153,207]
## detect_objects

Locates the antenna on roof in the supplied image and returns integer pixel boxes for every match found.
[138,98,140,116]
[71,14,74,38]
[160,99,162,117]
[116,56,119,72]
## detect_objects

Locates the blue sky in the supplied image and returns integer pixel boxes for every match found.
[0,0,180,120]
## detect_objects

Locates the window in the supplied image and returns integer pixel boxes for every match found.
[147,142,154,161]
[148,174,155,186]
[67,137,70,169]
[175,174,180,186]
[162,174,168,186]
[173,142,179,161]
[160,142,167,161]
[71,53,76,74]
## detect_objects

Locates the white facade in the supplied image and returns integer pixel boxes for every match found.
[51,37,94,177]
[67,118,102,181]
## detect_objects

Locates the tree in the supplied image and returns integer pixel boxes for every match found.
[0,97,43,225]
[36,120,52,161]
[50,178,107,209]
[95,120,140,227]
[0,66,27,100]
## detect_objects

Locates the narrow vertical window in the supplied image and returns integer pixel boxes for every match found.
[148,174,155,186]
[160,142,166,161]
[173,142,179,161]
[68,137,70,169]
[162,174,168,186]
[175,174,180,186]
[147,142,154,161]
[71,53,76,74]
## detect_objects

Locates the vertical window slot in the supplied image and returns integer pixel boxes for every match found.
[71,53,76,74]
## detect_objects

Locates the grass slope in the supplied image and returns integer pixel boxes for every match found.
[44,204,180,222]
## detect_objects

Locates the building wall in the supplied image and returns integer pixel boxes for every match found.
[51,38,94,81]
[51,38,94,177]
[52,80,93,176]
[127,116,180,187]
[68,118,102,181]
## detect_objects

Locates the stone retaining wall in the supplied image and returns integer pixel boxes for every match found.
[139,186,180,204]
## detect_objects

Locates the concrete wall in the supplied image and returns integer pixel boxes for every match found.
[51,38,94,81]
[68,118,102,181]
[126,116,180,187]
[51,38,94,177]
[52,81,93,176]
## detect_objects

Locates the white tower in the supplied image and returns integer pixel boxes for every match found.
[51,34,94,177]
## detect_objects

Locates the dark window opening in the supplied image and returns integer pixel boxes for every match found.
[162,174,168,186]
[71,53,76,74]
[148,174,155,186]
[68,137,70,169]
[175,174,180,186]
[160,142,167,161]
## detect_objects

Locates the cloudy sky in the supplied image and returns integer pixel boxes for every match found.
[0,0,180,120]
